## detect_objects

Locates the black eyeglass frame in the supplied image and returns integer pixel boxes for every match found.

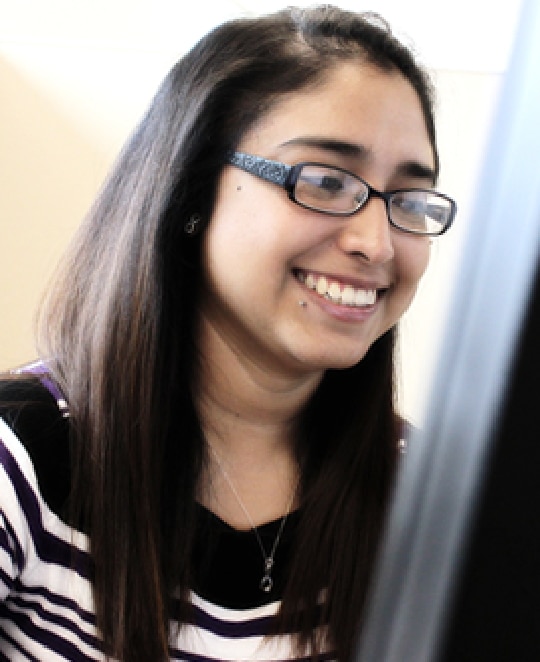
[227,151,456,236]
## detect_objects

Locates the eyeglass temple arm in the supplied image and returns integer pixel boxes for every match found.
[228,152,291,187]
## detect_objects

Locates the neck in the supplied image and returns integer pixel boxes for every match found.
[195,313,321,457]
[194,315,320,527]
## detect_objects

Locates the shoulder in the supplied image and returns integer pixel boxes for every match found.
[0,373,71,519]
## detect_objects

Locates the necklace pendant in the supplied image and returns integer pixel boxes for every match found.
[260,573,273,593]
[260,558,274,592]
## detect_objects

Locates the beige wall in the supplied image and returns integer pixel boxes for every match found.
[0,55,112,369]
[0,1,509,421]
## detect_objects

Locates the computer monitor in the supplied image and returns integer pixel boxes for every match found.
[354,1,540,660]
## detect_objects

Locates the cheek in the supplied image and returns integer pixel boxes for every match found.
[396,238,431,286]
[201,199,288,310]
[209,176,281,257]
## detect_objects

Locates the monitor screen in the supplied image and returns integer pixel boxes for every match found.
[354,1,540,660]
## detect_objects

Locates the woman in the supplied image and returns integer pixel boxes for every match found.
[0,5,456,661]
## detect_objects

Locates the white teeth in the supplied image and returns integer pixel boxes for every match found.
[355,289,367,306]
[316,276,328,296]
[327,282,341,302]
[305,273,316,289]
[341,286,355,305]
[355,289,376,306]
[298,271,377,307]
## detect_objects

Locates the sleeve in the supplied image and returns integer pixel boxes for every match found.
[0,417,35,601]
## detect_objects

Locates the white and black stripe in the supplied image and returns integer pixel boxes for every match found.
[0,418,335,661]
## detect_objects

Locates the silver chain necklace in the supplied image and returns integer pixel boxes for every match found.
[207,443,299,593]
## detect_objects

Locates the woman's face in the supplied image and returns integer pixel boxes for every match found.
[199,62,435,380]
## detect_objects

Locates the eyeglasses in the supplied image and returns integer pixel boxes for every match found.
[227,151,456,236]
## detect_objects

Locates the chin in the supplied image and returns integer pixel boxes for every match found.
[326,355,368,370]
[296,348,371,372]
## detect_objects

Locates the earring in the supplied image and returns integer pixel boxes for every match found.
[184,213,202,235]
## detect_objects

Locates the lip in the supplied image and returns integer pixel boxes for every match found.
[312,291,380,322]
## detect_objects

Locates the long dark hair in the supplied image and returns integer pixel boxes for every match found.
[37,5,438,660]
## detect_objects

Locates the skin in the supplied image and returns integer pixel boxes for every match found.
[196,61,435,527]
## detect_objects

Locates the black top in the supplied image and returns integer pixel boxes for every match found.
[193,502,299,608]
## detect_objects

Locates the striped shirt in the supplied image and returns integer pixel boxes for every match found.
[0,379,334,661]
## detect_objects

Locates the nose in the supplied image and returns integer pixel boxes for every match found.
[335,196,395,263]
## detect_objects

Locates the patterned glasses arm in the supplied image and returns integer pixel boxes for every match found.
[228,152,291,187]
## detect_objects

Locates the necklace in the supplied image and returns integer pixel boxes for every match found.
[207,443,299,593]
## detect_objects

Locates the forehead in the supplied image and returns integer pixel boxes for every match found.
[239,61,435,173]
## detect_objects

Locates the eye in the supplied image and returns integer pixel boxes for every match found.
[394,196,428,216]
[318,175,345,193]
[296,166,351,202]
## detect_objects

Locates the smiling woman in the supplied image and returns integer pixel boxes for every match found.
[0,6,456,661]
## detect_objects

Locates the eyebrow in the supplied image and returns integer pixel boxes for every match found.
[395,160,438,184]
[280,136,437,185]
[280,136,368,159]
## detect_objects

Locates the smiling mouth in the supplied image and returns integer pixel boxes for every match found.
[294,269,384,307]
